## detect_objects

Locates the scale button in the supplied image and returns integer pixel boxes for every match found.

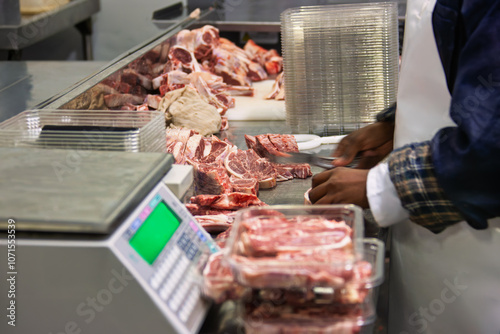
[177,233,190,250]
[159,278,175,300]
[197,230,206,242]
[186,245,199,260]
[131,218,142,230]
[150,194,162,208]
[167,272,183,289]
[159,286,170,301]
[189,221,198,232]
[150,276,161,290]
[179,309,190,323]
[178,256,190,270]
[168,295,183,312]
[156,267,169,282]
[184,289,199,312]
[171,247,182,258]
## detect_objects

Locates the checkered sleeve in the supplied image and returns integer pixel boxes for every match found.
[388,141,464,233]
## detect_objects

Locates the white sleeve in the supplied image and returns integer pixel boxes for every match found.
[366,162,410,227]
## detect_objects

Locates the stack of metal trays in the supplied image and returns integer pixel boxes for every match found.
[281,2,399,135]
[0,110,167,153]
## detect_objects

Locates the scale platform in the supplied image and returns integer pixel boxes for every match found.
[0,147,172,234]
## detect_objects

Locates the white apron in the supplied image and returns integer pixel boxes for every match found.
[389,0,500,333]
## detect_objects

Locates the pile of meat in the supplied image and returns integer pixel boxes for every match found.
[166,128,312,234]
[201,209,373,334]
[95,25,284,134]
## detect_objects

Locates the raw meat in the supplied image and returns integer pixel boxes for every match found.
[245,134,291,158]
[275,163,312,179]
[121,68,153,91]
[244,319,359,334]
[230,175,259,195]
[268,134,299,153]
[144,94,162,109]
[198,136,235,164]
[168,45,202,73]
[266,71,285,100]
[214,225,233,248]
[243,134,311,179]
[244,134,258,152]
[165,127,194,164]
[244,39,283,75]
[240,216,353,256]
[202,252,247,303]
[165,127,181,147]
[255,134,290,158]
[96,26,284,134]
[273,165,294,181]
[183,134,204,161]
[103,94,144,108]
[192,161,232,195]
[190,193,266,210]
[227,210,362,289]
[194,214,234,234]
[224,149,277,189]
[169,141,186,164]
[185,203,234,216]
[245,133,299,157]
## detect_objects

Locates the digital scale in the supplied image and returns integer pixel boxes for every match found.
[0,147,217,334]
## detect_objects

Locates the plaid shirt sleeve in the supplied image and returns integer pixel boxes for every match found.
[387,141,464,233]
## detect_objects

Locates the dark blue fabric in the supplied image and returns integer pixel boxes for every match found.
[431,0,500,229]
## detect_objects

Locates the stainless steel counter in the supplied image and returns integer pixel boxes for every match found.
[0,0,100,60]
[0,61,107,122]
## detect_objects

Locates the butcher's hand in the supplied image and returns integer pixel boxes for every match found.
[333,121,394,169]
[309,167,369,208]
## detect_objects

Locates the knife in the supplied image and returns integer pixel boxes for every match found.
[271,152,360,169]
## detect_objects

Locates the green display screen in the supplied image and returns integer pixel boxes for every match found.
[129,201,180,265]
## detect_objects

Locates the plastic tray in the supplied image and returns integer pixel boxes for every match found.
[0,109,166,153]
[241,287,377,334]
[225,205,365,289]
[239,239,384,334]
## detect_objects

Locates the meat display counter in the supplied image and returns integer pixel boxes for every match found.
[18,8,390,334]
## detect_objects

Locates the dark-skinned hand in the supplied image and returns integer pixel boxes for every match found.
[333,121,395,169]
[309,167,370,208]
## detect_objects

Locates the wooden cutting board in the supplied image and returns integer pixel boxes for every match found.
[225,80,286,121]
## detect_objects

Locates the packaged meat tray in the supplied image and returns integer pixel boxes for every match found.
[243,311,374,334]
[225,205,365,289]
[239,239,384,334]
[242,294,376,334]
[201,238,383,304]
[243,238,384,305]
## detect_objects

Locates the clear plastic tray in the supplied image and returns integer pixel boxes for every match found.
[0,109,166,153]
[239,239,383,334]
[241,287,377,334]
[280,2,399,135]
[201,238,384,305]
[246,238,384,304]
[225,205,366,289]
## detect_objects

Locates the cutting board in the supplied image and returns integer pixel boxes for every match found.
[225,80,286,121]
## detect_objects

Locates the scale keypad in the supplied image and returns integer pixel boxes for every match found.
[148,226,210,324]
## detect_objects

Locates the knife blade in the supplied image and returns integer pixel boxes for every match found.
[270,152,334,169]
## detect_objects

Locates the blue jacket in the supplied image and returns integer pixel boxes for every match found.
[431,0,500,228]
